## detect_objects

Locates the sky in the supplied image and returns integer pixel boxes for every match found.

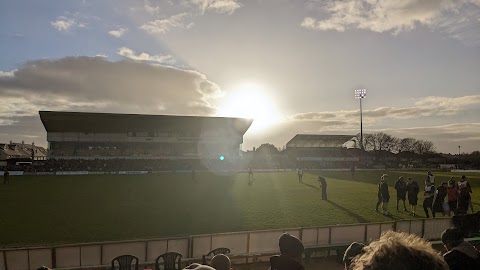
[0,0,480,154]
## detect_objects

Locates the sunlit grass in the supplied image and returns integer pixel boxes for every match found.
[0,170,478,247]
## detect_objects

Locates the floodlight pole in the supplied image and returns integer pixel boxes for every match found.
[355,89,366,150]
[360,97,363,150]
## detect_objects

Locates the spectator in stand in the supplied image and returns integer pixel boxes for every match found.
[210,254,231,270]
[423,180,436,218]
[343,242,366,270]
[433,182,448,217]
[394,176,407,211]
[407,178,420,216]
[447,177,458,216]
[441,228,480,270]
[375,174,390,215]
[457,175,473,214]
[270,233,304,270]
[351,231,448,270]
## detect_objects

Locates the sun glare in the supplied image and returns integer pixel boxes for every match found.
[218,83,281,132]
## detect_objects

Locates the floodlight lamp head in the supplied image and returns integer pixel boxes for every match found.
[354,89,367,99]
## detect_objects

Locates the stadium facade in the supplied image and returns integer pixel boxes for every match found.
[39,111,253,160]
[285,134,359,168]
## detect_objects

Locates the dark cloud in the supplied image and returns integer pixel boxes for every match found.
[0,56,224,144]
[0,56,222,116]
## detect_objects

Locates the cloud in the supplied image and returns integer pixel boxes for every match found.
[0,71,15,78]
[301,0,480,44]
[140,13,193,34]
[189,0,242,14]
[51,16,77,31]
[144,0,160,15]
[290,95,480,124]
[0,57,223,121]
[116,47,176,65]
[387,123,480,142]
[108,27,127,37]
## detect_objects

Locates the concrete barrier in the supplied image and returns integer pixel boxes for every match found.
[0,218,454,270]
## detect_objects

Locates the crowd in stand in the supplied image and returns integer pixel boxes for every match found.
[0,158,247,172]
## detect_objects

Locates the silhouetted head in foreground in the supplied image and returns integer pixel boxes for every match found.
[351,231,448,270]
[184,264,215,270]
[211,254,231,270]
[343,242,366,270]
[279,233,304,263]
[441,228,464,251]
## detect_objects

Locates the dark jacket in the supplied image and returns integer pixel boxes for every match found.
[269,255,304,270]
[394,180,407,195]
[378,181,389,199]
[444,242,480,270]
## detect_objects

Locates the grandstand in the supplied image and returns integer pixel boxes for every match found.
[285,134,359,169]
[39,111,253,160]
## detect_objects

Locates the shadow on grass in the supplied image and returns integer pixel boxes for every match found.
[324,200,368,223]
[472,201,480,207]
[299,181,320,190]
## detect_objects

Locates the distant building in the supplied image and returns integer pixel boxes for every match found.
[0,142,47,161]
[39,111,253,160]
[285,134,358,168]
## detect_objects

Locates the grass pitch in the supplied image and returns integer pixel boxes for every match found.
[0,170,478,247]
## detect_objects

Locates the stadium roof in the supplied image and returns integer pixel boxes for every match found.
[39,111,253,135]
[286,134,355,148]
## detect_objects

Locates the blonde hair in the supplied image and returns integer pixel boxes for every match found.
[352,231,448,270]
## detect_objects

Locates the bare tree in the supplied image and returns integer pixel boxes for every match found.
[413,140,436,154]
[354,133,369,150]
[368,132,398,152]
[396,137,416,153]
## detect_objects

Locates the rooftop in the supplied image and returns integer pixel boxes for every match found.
[286,134,356,148]
[39,111,253,135]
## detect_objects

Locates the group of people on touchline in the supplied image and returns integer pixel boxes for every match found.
[376,171,473,217]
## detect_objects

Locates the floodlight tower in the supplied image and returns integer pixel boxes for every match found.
[354,89,367,150]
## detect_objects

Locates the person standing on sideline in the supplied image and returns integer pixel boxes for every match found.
[447,178,458,216]
[427,171,435,185]
[318,176,327,200]
[350,166,356,180]
[407,178,420,216]
[375,174,390,215]
[457,175,472,214]
[433,182,448,217]
[394,176,408,211]
[423,180,436,218]
[298,168,303,182]
[247,165,254,185]
[191,169,196,181]
[3,169,9,184]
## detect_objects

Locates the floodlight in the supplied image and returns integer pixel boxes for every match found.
[354,89,367,99]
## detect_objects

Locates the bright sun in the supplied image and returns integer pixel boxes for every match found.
[217,83,281,132]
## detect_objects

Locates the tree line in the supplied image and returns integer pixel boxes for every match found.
[354,132,436,154]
